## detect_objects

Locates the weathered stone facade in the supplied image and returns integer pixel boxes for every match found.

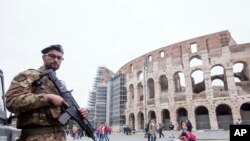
[118,30,250,131]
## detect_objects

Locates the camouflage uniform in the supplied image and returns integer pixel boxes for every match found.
[6,66,66,141]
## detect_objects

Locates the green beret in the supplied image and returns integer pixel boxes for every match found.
[41,44,64,54]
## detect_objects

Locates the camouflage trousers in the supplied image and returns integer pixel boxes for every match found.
[18,131,66,141]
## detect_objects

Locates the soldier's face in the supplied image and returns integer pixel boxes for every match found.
[42,50,64,71]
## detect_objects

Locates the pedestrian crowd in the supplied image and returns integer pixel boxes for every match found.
[95,123,111,141]
[66,123,112,141]
[143,119,196,141]
[120,124,135,135]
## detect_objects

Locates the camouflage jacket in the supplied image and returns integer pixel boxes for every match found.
[6,66,63,128]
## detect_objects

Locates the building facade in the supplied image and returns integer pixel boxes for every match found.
[117,30,250,130]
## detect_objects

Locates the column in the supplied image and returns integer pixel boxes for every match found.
[134,112,139,131]
[188,105,197,131]
[154,80,161,106]
[185,73,193,101]
[156,109,162,125]
[204,70,213,99]
[209,106,218,130]
[225,67,237,97]
[170,108,178,130]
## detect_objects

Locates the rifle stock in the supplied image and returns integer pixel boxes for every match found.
[39,69,96,141]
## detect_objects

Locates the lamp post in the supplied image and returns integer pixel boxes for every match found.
[143,57,148,134]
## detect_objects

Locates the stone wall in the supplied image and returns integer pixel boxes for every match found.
[119,30,250,131]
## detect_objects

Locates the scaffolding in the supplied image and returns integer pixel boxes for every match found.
[87,66,114,128]
[107,73,126,128]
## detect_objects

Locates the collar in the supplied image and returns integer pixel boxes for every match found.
[37,66,57,75]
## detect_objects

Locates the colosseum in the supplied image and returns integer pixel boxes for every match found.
[118,30,250,131]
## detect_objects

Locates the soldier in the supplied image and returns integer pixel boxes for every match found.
[5,45,89,141]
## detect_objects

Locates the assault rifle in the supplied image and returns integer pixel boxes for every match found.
[36,69,96,141]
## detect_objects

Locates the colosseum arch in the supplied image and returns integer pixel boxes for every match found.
[176,107,188,128]
[147,78,155,99]
[211,65,228,91]
[173,72,186,92]
[159,75,168,93]
[189,55,203,68]
[137,70,143,80]
[137,82,143,101]
[240,102,250,124]
[161,109,171,130]
[216,104,233,130]
[233,61,249,82]
[128,113,135,129]
[137,112,145,130]
[191,69,205,94]
[195,106,211,129]
[148,110,157,123]
[129,84,134,100]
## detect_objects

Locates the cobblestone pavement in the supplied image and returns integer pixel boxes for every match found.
[67,130,229,141]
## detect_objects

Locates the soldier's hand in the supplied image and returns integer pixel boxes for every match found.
[44,94,69,107]
[78,108,89,118]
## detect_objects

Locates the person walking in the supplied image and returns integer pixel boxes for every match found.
[145,122,151,141]
[77,128,83,139]
[72,126,78,140]
[149,119,158,141]
[99,124,105,141]
[104,123,110,141]
[158,123,164,138]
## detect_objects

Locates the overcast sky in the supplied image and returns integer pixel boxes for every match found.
[1,0,250,107]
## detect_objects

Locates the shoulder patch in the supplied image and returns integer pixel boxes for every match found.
[15,74,28,82]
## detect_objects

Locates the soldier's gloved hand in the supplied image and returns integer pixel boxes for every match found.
[44,94,69,107]
[78,108,89,118]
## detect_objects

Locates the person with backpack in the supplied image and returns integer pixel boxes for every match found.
[186,119,193,132]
